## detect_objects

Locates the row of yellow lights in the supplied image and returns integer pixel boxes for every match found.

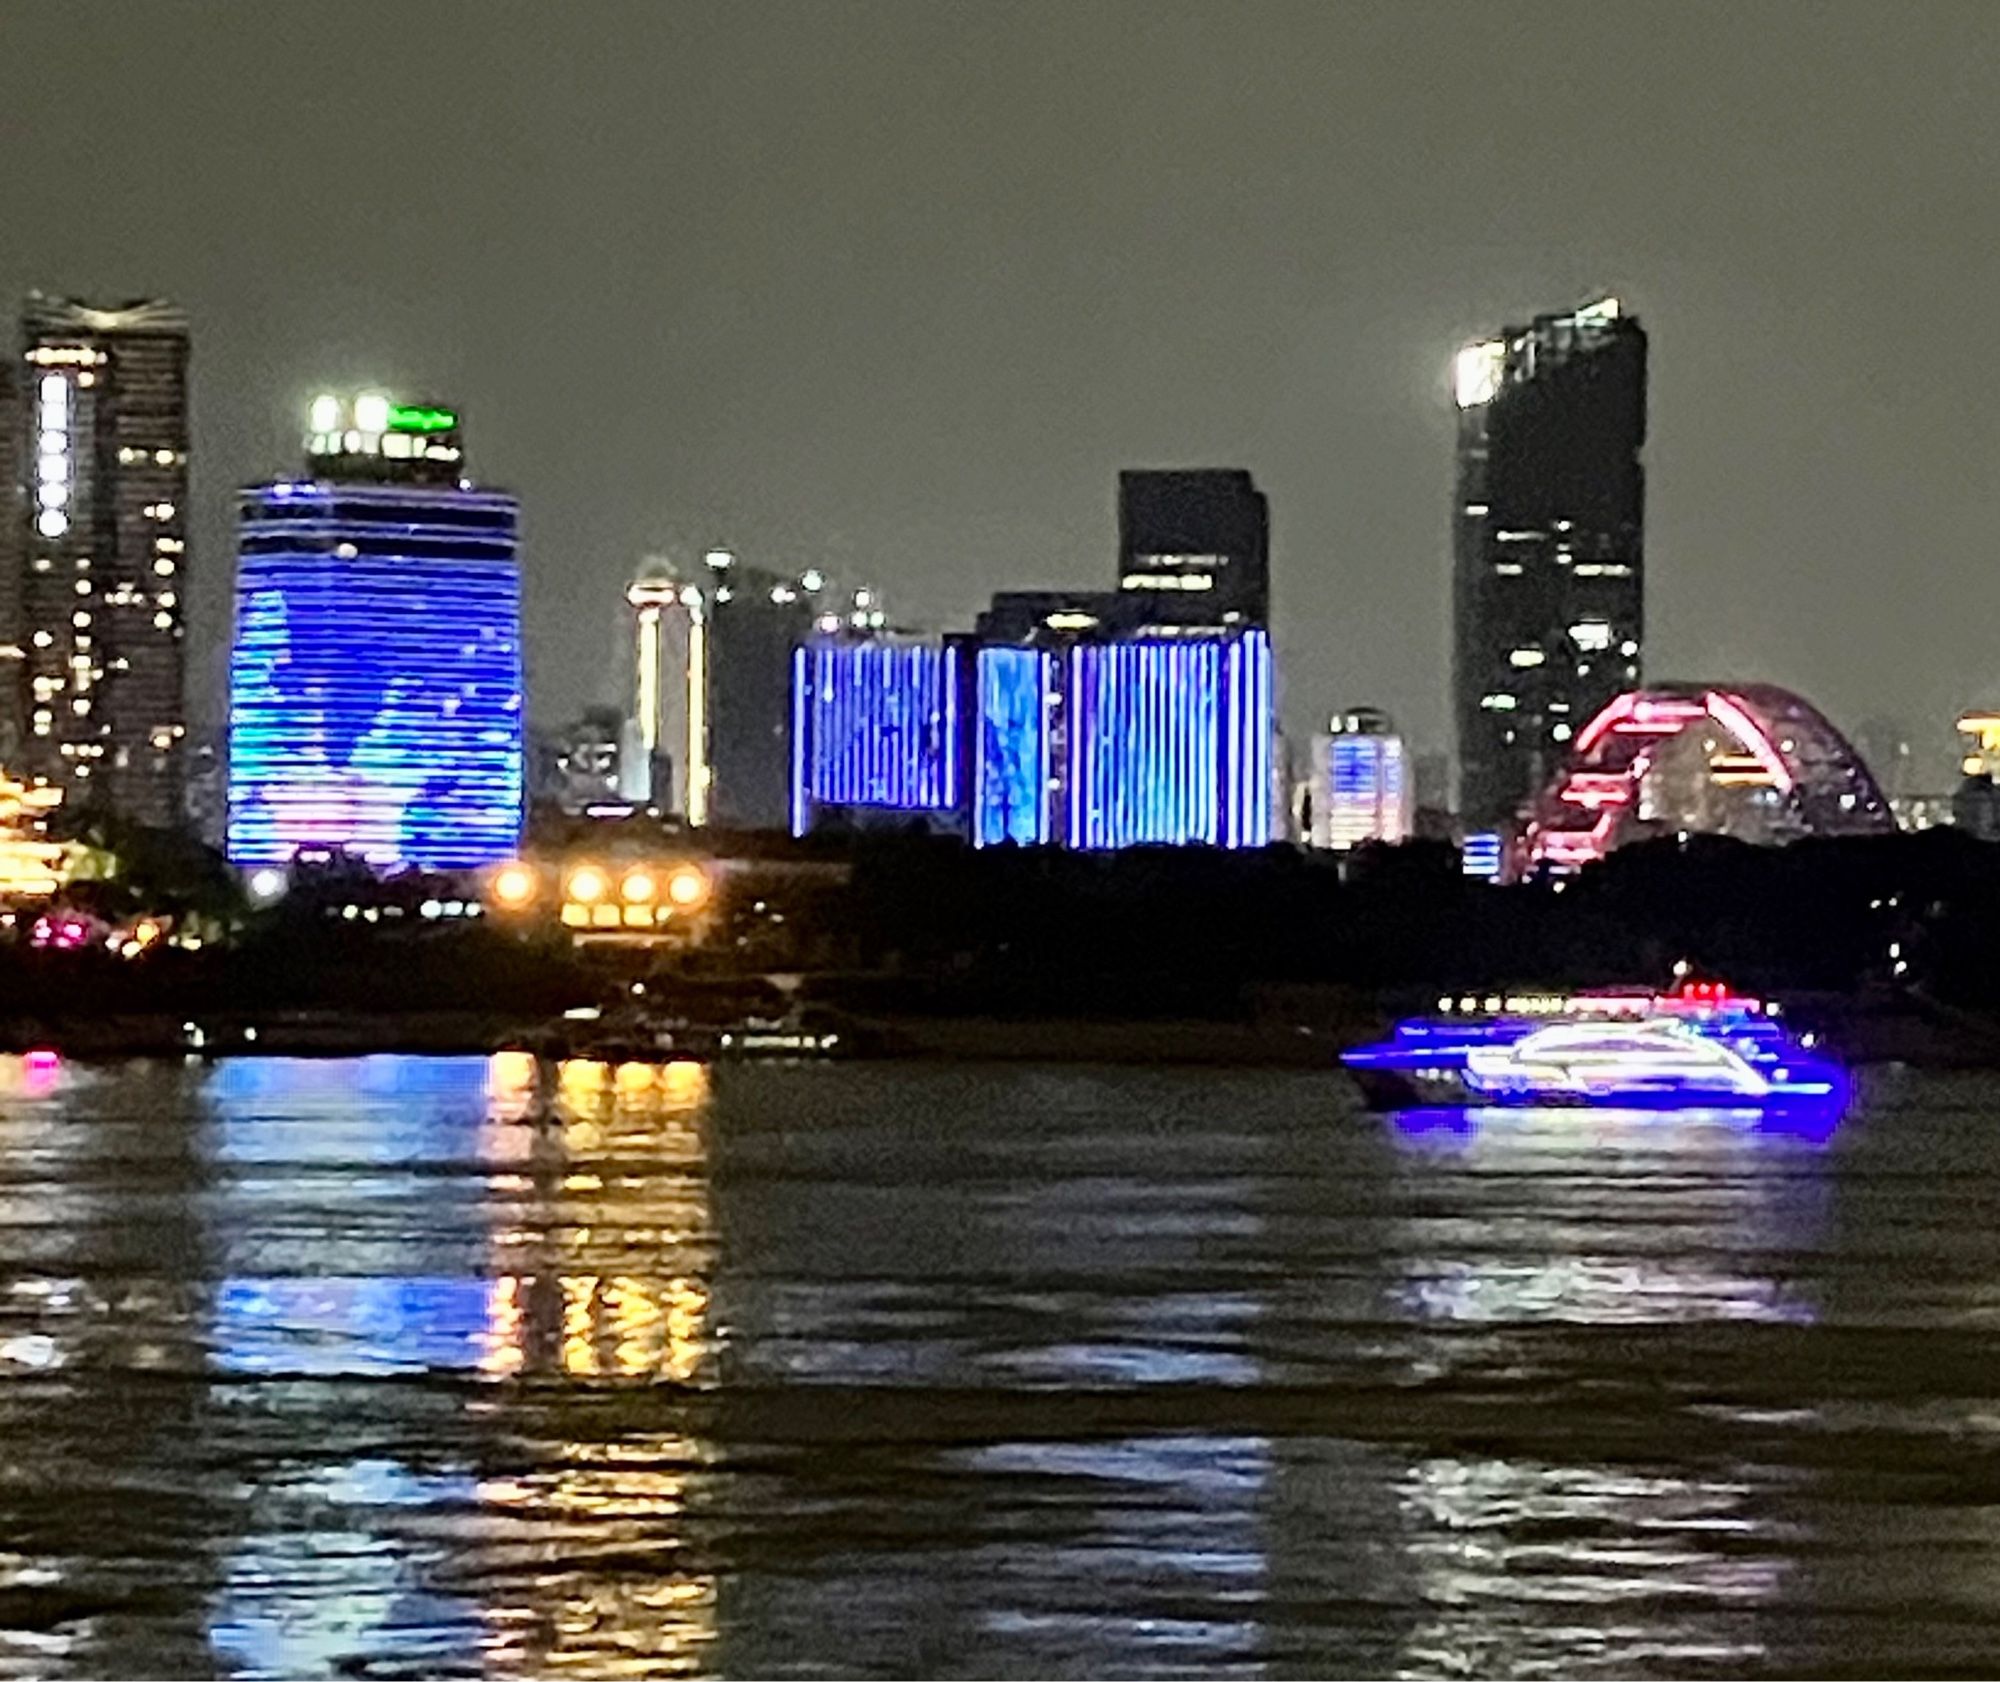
[490,860,711,914]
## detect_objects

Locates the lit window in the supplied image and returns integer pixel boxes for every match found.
[1553,723,1573,742]
[154,559,176,575]
[153,611,174,630]
[1508,648,1545,668]
[1569,620,1612,652]
[1480,693,1518,711]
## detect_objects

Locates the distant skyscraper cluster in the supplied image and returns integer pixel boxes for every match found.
[773,468,1273,849]
[0,277,1922,880]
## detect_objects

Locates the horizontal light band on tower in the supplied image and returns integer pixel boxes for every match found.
[226,483,523,871]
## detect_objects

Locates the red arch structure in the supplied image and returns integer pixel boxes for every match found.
[1525,683,1894,872]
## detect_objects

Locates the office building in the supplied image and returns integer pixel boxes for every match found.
[9,294,190,826]
[704,552,842,830]
[786,624,1274,852]
[789,636,961,836]
[974,644,1053,846]
[226,394,523,871]
[1117,469,1269,628]
[1306,708,1411,849]
[1452,296,1646,829]
[1063,630,1272,848]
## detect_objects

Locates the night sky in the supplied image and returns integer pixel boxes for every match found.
[4,1,1995,785]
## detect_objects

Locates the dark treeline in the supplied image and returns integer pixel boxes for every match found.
[5,825,2000,1026]
[829,826,2000,1016]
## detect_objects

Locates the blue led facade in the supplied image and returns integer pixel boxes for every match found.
[226,482,524,870]
[1065,630,1271,850]
[790,640,959,835]
[974,646,1050,846]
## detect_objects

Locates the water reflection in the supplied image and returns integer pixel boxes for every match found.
[5,1058,2000,1675]
[199,1053,718,1676]
[1370,1100,1838,1676]
[1393,1456,1789,1678]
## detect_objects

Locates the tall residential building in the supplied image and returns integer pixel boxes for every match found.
[9,295,190,826]
[1306,708,1411,850]
[1452,296,1646,829]
[1117,469,1269,629]
[226,393,523,871]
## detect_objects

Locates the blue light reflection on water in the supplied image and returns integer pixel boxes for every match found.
[202,1056,520,1676]
[1386,1098,1847,1150]
[207,1458,487,1681]
[15,1054,1995,1675]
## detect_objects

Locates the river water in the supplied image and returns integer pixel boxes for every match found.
[1,1053,1997,1678]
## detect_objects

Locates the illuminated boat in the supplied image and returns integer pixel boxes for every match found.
[1342,982,1846,1112]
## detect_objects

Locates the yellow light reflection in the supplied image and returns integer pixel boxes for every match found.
[475,1054,719,1667]
[485,1050,538,1122]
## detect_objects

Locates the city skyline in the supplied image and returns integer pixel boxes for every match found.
[4,2,1997,787]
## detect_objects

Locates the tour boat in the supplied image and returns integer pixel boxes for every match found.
[1342,980,1847,1113]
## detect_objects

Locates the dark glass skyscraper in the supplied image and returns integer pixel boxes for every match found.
[1451,297,1646,829]
[8,294,190,827]
[704,554,821,830]
[1117,469,1269,628]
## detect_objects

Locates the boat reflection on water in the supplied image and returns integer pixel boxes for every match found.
[1388,1094,1847,1149]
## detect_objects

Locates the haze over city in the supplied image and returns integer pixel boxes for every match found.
[4,0,1997,779]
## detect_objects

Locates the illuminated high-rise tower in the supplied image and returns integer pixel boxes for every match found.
[226,394,523,871]
[8,294,190,826]
[1452,297,1646,830]
[624,570,703,817]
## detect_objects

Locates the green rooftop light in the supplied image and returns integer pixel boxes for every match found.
[387,404,458,433]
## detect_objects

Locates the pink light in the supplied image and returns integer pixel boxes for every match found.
[1573,693,1645,757]
[25,1048,59,1069]
[1574,692,1708,759]
[1703,691,1796,793]
[1560,776,1632,810]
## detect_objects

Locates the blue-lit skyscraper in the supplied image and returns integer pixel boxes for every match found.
[226,395,523,871]
[974,645,1051,846]
[789,638,959,835]
[1065,630,1271,850]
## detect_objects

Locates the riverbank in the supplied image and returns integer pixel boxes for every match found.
[6,987,2000,1068]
